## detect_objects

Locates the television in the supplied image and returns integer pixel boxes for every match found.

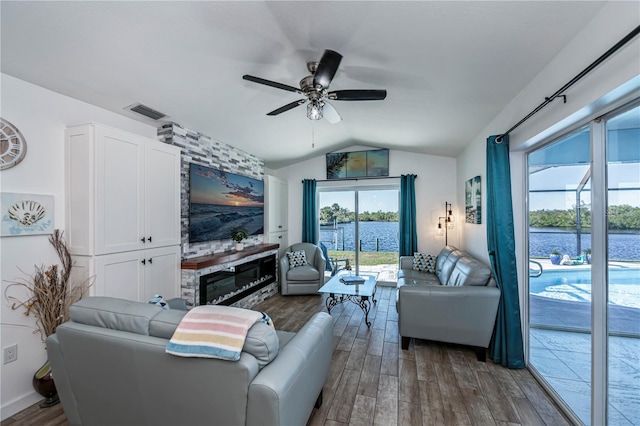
[189,163,264,244]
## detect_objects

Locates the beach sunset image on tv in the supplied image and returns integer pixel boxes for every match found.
[189,164,264,243]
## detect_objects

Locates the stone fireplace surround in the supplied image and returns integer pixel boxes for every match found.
[181,244,279,309]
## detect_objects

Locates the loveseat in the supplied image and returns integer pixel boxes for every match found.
[396,245,500,361]
[46,297,333,425]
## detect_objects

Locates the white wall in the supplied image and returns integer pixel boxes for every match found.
[0,74,158,419]
[274,146,457,255]
[456,2,639,321]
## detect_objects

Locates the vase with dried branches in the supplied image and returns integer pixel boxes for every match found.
[5,229,91,407]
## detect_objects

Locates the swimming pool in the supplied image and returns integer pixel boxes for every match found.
[529,268,640,309]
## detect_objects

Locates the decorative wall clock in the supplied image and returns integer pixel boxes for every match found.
[0,118,27,170]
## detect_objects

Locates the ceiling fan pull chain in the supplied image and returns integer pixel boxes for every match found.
[312,121,315,149]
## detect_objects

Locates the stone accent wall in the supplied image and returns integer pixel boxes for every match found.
[157,123,276,308]
[157,123,265,259]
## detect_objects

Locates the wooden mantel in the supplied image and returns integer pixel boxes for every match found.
[181,243,279,270]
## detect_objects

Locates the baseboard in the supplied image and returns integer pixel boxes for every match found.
[1,391,42,421]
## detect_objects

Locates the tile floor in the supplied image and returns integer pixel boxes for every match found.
[529,328,640,425]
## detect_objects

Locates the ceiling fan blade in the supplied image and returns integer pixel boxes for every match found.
[329,89,387,101]
[266,99,307,116]
[243,75,302,94]
[322,101,342,124]
[313,50,342,88]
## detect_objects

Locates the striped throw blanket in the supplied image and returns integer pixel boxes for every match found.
[165,305,274,361]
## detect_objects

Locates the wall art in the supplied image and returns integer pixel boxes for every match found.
[465,176,481,224]
[1,193,54,236]
[326,148,389,180]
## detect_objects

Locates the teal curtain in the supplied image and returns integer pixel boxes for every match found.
[486,135,525,369]
[399,174,418,256]
[302,179,318,243]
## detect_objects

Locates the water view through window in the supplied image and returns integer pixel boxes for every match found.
[318,188,399,282]
[527,103,640,425]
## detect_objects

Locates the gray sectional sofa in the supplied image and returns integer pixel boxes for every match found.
[46,297,333,425]
[396,245,501,361]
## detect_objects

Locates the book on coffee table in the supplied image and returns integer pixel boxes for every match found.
[340,276,366,285]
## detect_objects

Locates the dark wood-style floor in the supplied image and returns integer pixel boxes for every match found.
[2,287,571,426]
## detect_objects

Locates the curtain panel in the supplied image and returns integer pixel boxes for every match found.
[399,174,418,257]
[301,179,318,244]
[486,135,525,369]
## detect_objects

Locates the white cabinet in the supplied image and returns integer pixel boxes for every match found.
[265,175,288,257]
[265,175,288,233]
[66,124,181,256]
[268,231,288,259]
[75,245,181,301]
[66,123,182,302]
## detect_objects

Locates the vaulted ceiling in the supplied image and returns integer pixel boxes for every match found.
[1,1,607,168]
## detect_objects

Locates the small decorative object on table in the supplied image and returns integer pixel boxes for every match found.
[339,275,366,285]
[231,227,248,251]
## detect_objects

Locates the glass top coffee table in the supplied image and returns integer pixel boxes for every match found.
[318,273,378,327]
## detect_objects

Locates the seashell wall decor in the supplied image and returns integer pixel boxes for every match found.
[1,193,54,236]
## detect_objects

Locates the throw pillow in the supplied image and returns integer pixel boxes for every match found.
[413,253,437,273]
[149,294,170,309]
[287,250,308,268]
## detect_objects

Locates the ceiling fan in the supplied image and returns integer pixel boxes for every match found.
[242,50,387,124]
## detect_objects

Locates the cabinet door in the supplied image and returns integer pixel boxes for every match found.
[268,231,288,260]
[143,245,181,301]
[95,251,145,301]
[95,127,145,255]
[277,179,288,231]
[145,141,181,248]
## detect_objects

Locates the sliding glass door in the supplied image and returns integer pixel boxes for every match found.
[605,106,640,425]
[318,186,399,282]
[527,102,640,425]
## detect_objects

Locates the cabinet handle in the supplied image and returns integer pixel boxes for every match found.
[141,259,146,265]
[278,225,282,228]
[147,236,152,242]
[278,235,282,239]
[140,237,146,243]
[148,258,153,264]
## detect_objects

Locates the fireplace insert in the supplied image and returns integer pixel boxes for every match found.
[199,254,276,306]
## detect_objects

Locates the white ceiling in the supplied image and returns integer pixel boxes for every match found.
[1,1,608,169]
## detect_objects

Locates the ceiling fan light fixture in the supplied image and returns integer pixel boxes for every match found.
[307,100,323,120]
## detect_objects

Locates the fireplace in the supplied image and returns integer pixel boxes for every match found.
[199,254,276,306]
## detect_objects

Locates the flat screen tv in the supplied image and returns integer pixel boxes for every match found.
[189,163,264,244]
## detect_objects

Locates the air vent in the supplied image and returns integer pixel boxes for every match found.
[125,103,167,121]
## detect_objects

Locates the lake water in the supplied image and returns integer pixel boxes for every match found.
[320,222,399,252]
[529,228,640,260]
[320,222,640,261]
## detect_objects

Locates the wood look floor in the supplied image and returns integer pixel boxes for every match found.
[2,287,571,426]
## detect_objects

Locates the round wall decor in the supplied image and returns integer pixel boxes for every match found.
[0,118,27,170]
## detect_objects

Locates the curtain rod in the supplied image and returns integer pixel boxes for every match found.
[496,24,640,143]
[302,175,414,183]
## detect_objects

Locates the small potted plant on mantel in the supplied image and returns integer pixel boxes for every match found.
[549,249,562,265]
[231,228,249,251]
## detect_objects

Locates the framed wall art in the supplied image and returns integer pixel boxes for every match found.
[1,192,54,236]
[465,176,481,224]
[326,148,389,180]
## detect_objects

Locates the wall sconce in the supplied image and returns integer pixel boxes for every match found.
[436,202,454,245]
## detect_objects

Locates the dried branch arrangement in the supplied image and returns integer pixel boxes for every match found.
[5,229,91,341]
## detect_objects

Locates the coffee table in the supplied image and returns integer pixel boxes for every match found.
[318,273,378,327]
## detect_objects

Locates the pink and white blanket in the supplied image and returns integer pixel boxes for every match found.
[165,305,273,360]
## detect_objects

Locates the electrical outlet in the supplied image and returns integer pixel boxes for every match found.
[3,344,18,364]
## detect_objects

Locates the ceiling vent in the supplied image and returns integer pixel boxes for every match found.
[125,103,167,121]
